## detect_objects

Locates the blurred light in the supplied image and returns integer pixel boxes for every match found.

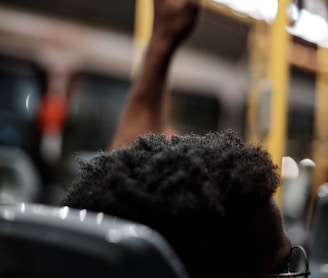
[318,183,328,198]
[288,2,300,23]
[24,92,39,118]
[230,0,257,15]
[15,82,40,119]
[211,0,278,21]
[281,156,299,179]
[59,206,69,219]
[96,212,104,225]
[299,158,316,168]
[79,209,86,222]
[287,9,328,44]
[212,0,328,39]
[20,203,26,213]
[25,93,31,111]
[257,0,278,22]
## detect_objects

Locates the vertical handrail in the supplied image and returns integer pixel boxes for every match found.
[246,1,291,207]
[265,0,291,206]
[132,0,154,76]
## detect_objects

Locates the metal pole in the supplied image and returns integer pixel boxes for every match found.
[132,0,154,75]
[265,0,291,206]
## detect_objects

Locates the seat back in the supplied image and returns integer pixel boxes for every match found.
[0,203,189,278]
[0,147,41,203]
[308,183,328,278]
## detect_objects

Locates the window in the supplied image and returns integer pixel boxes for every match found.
[63,72,130,152]
[170,90,221,135]
[0,57,45,154]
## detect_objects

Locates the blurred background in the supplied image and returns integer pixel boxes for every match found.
[0,0,328,275]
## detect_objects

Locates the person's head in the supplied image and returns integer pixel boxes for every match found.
[62,129,291,278]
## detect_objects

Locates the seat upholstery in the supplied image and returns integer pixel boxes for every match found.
[0,203,189,278]
[308,183,328,278]
[0,147,41,203]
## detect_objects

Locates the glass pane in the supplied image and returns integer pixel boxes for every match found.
[0,58,44,153]
[63,72,130,152]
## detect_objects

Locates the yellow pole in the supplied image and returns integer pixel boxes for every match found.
[132,0,154,75]
[246,21,270,144]
[265,0,291,206]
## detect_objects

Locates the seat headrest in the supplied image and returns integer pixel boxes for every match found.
[0,203,189,278]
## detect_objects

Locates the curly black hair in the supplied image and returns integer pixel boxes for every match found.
[62,129,280,277]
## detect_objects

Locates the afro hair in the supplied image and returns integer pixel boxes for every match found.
[62,129,280,277]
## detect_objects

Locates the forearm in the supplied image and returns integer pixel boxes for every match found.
[108,35,177,150]
[108,0,201,151]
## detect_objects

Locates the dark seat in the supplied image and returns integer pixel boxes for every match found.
[0,147,41,204]
[308,183,328,278]
[0,203,189,278]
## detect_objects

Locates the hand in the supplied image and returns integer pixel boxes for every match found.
[152,0,201,48]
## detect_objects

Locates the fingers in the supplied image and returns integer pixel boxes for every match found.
[151,0,202,50]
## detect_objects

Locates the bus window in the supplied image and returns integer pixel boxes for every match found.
[287,66,315,161]
[0,57,45,154]
[170,90,221,135]
[63,72,130,153]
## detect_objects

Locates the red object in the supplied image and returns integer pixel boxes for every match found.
[38,92,68,133]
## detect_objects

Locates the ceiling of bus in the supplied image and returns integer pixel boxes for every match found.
[0,0,136,34]
[0,0,250,60]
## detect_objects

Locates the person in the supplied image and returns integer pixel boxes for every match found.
[108,0,201,150]
[62,130,292,278]
[62,0,294,277]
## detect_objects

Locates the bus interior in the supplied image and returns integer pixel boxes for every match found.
[0,0,328,276]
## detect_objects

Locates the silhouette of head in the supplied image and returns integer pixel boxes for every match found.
[62,129,290,278]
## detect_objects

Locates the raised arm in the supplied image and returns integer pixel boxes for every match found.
[108,0,201,150]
